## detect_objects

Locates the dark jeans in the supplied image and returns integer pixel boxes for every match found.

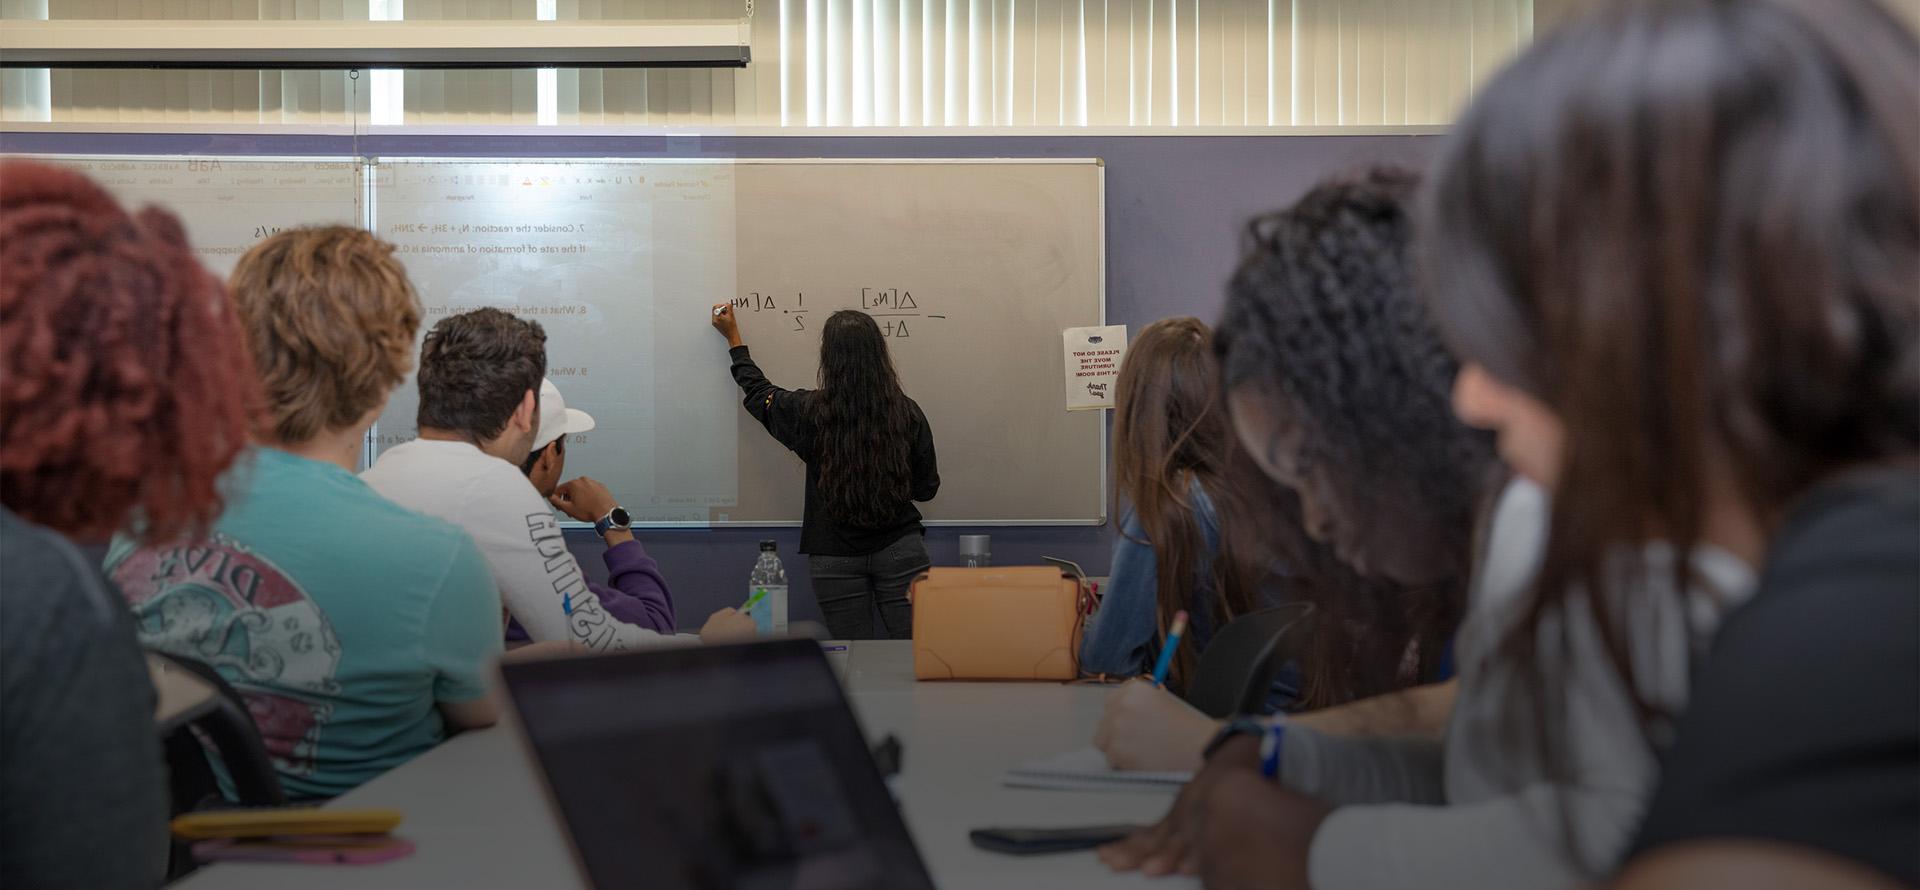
[808,534,928,640]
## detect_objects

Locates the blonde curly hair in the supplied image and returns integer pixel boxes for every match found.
[229,226,422,444]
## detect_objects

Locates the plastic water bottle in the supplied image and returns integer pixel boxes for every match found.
[958,534,992,568]
[748,540,789,635]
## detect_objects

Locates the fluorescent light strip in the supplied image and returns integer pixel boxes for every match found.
[536,0,556,125]
[0,20,751,69]
[370,0,404,126]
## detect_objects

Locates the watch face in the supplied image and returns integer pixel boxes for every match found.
[609,507,631,527]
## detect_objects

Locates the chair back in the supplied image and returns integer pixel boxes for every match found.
[1183,602,1316,718]
[148,651,287,879]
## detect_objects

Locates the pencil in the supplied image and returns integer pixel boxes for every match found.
[1148,610,1189,688]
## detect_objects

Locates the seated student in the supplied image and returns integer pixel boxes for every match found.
[1412,2,1918,889]
[363,308,753,650]
[1093,172,1499,773]
[1077,317,1302,704]
[1616,468,1918,890]
[1104,168,1761,889]
[0,160,253,889]
[507,377,674,640]
[107,226,504,801]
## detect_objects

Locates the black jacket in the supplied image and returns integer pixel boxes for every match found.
[728,345,939,556]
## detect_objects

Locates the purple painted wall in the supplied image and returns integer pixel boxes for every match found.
[3,130,1439,625]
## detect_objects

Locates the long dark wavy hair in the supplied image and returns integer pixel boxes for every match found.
[809,310,919,528]
[1216,167,1502,708]
[1420,0,1917,863]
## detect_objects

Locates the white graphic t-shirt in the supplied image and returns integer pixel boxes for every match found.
[362,438,677,652]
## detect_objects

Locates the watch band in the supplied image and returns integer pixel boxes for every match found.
[593,507,630,538]
[1202,716,1267,762]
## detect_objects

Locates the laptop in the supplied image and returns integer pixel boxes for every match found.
[501,639,936,890]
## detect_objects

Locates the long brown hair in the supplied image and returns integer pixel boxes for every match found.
[1110,317,1268,690]
[1421,0,1917,863]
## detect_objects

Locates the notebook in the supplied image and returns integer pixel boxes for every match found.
[1000,746,1191,794]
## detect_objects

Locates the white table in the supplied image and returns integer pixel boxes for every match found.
[178,641,1193,889]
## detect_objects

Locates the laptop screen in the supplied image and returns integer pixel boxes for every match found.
[502,640,934,890]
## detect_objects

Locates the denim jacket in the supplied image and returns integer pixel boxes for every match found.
[1077,480,1300,711]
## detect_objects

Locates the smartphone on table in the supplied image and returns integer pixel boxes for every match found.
[191,835,416,865]
[969,824,1143,855]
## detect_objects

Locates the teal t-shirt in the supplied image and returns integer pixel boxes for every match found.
[106,447,502,799]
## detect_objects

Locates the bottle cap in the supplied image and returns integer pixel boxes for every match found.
[759,540,777,552]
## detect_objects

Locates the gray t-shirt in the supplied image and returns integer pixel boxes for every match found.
[2,508,168,889]
[1282,480,1756,889]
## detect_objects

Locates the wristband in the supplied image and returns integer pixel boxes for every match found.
[1259,721,1287,780]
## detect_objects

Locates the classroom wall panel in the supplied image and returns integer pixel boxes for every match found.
[0,129,1436,626]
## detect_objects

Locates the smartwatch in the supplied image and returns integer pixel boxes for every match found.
[593,507,632,538]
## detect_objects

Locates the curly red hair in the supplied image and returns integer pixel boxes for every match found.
[0,160,259,544]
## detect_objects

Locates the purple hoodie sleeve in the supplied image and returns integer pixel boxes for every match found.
[592,539,677,633]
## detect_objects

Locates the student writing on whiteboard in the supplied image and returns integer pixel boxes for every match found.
[365,309,755,652]
[711,304,940,640]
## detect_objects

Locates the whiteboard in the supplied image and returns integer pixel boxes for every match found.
[370,158,1108,526]
[13,154,1107,526]
[14,155,362,277]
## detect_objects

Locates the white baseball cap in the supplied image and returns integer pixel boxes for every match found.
[533,378,596,452]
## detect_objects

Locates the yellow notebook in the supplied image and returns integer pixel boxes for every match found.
[171,808,403,840]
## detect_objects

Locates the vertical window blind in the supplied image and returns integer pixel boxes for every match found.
[2,0,1533,126]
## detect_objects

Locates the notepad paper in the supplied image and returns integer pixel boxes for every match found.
[1000,746,1190,794]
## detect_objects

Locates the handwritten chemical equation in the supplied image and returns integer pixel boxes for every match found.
[728,287,949,338]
